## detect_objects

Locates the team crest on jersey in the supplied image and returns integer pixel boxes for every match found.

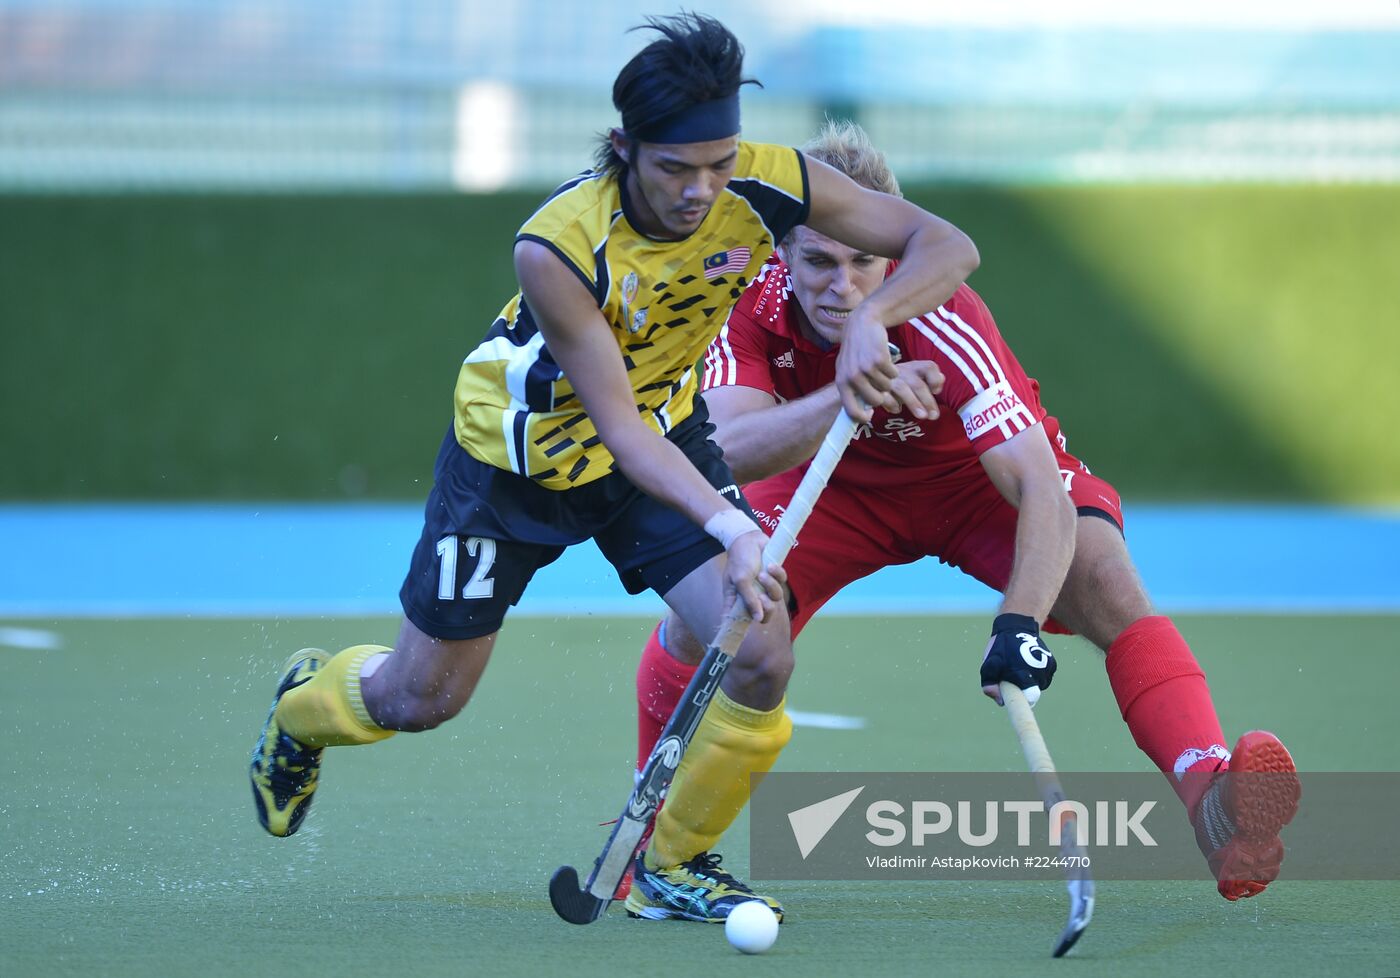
[855,417,925,443]
[621,271,648,332]
[703,247,751,281]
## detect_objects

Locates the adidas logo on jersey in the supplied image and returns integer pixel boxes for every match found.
[771,350,795,368]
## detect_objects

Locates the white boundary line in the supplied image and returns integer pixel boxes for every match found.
[788,710,868,730]
[0,626,64,650]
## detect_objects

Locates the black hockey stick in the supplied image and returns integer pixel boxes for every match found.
[551,409,861,924]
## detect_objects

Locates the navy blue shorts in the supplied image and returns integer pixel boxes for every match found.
[400,400,749,640]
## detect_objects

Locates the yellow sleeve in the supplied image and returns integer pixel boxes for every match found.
[729,142,811,243]
[515,175,612,306]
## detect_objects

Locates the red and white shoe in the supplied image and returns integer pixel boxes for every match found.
[1193,730,1301,901]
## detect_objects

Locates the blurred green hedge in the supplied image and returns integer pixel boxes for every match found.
[2,185,1395,502]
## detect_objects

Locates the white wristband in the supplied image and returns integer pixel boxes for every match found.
[703,509,761,549]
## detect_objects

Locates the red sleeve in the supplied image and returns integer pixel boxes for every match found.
[700,264,781,396]
[905,286,1045,456]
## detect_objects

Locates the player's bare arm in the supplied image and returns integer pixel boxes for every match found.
[513,241,735,527]
[702,385,836,483]
[702,358,943,483]
[977,423,1077,705]
[514,240,783,619]
[980,424,1076,622]
[802,157,979,420]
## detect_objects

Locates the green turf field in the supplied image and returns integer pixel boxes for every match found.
[2,614,1397,977]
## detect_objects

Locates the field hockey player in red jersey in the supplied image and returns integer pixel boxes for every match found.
[624,121,1299,919]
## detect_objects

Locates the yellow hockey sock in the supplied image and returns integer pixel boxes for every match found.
[275,645,396,748]
[645,689,793,870]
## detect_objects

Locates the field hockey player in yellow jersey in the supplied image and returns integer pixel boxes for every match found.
[249,12,979,923]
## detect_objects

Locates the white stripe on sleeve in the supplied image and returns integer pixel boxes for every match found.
[910,317,988,393]
[703,322,739,389]
[936,305,1009,387]
[920,311,998,387]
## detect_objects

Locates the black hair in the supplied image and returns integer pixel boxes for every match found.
[593,12,758,178]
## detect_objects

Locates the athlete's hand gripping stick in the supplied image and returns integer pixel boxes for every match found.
[981,613,1057,706]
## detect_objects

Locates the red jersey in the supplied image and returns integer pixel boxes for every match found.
[700,257,1049,491]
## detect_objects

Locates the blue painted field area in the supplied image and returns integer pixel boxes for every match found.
[1,503,1396,617]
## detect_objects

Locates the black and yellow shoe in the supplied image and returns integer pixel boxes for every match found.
[625,851,784,923]
[250,648,330,837]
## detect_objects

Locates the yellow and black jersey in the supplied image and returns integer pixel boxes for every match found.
[453,140,809,490]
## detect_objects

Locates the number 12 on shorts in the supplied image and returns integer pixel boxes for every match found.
[435,535,497,600]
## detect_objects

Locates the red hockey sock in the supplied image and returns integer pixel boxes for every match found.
[636,620,698,771]
[1106,616,1229,819]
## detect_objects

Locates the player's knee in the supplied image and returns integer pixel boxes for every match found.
[375,690,469,732]
[725,664,793,709]
[661,613,706,665]
[725,631,794,707]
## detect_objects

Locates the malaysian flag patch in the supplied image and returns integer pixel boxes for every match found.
[702,247,751,281]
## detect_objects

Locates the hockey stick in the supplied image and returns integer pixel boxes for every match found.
[999,682,1096,957]
[550,408,862,924]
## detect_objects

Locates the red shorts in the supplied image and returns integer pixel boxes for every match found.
[743,422,1123,638]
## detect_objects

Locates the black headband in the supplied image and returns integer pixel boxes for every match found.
[626,93,740,144]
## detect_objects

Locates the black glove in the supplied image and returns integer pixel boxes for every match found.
[980,613,1056,706]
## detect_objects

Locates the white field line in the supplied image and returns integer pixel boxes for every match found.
[0,626,63,650]
[787,709,867,730]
